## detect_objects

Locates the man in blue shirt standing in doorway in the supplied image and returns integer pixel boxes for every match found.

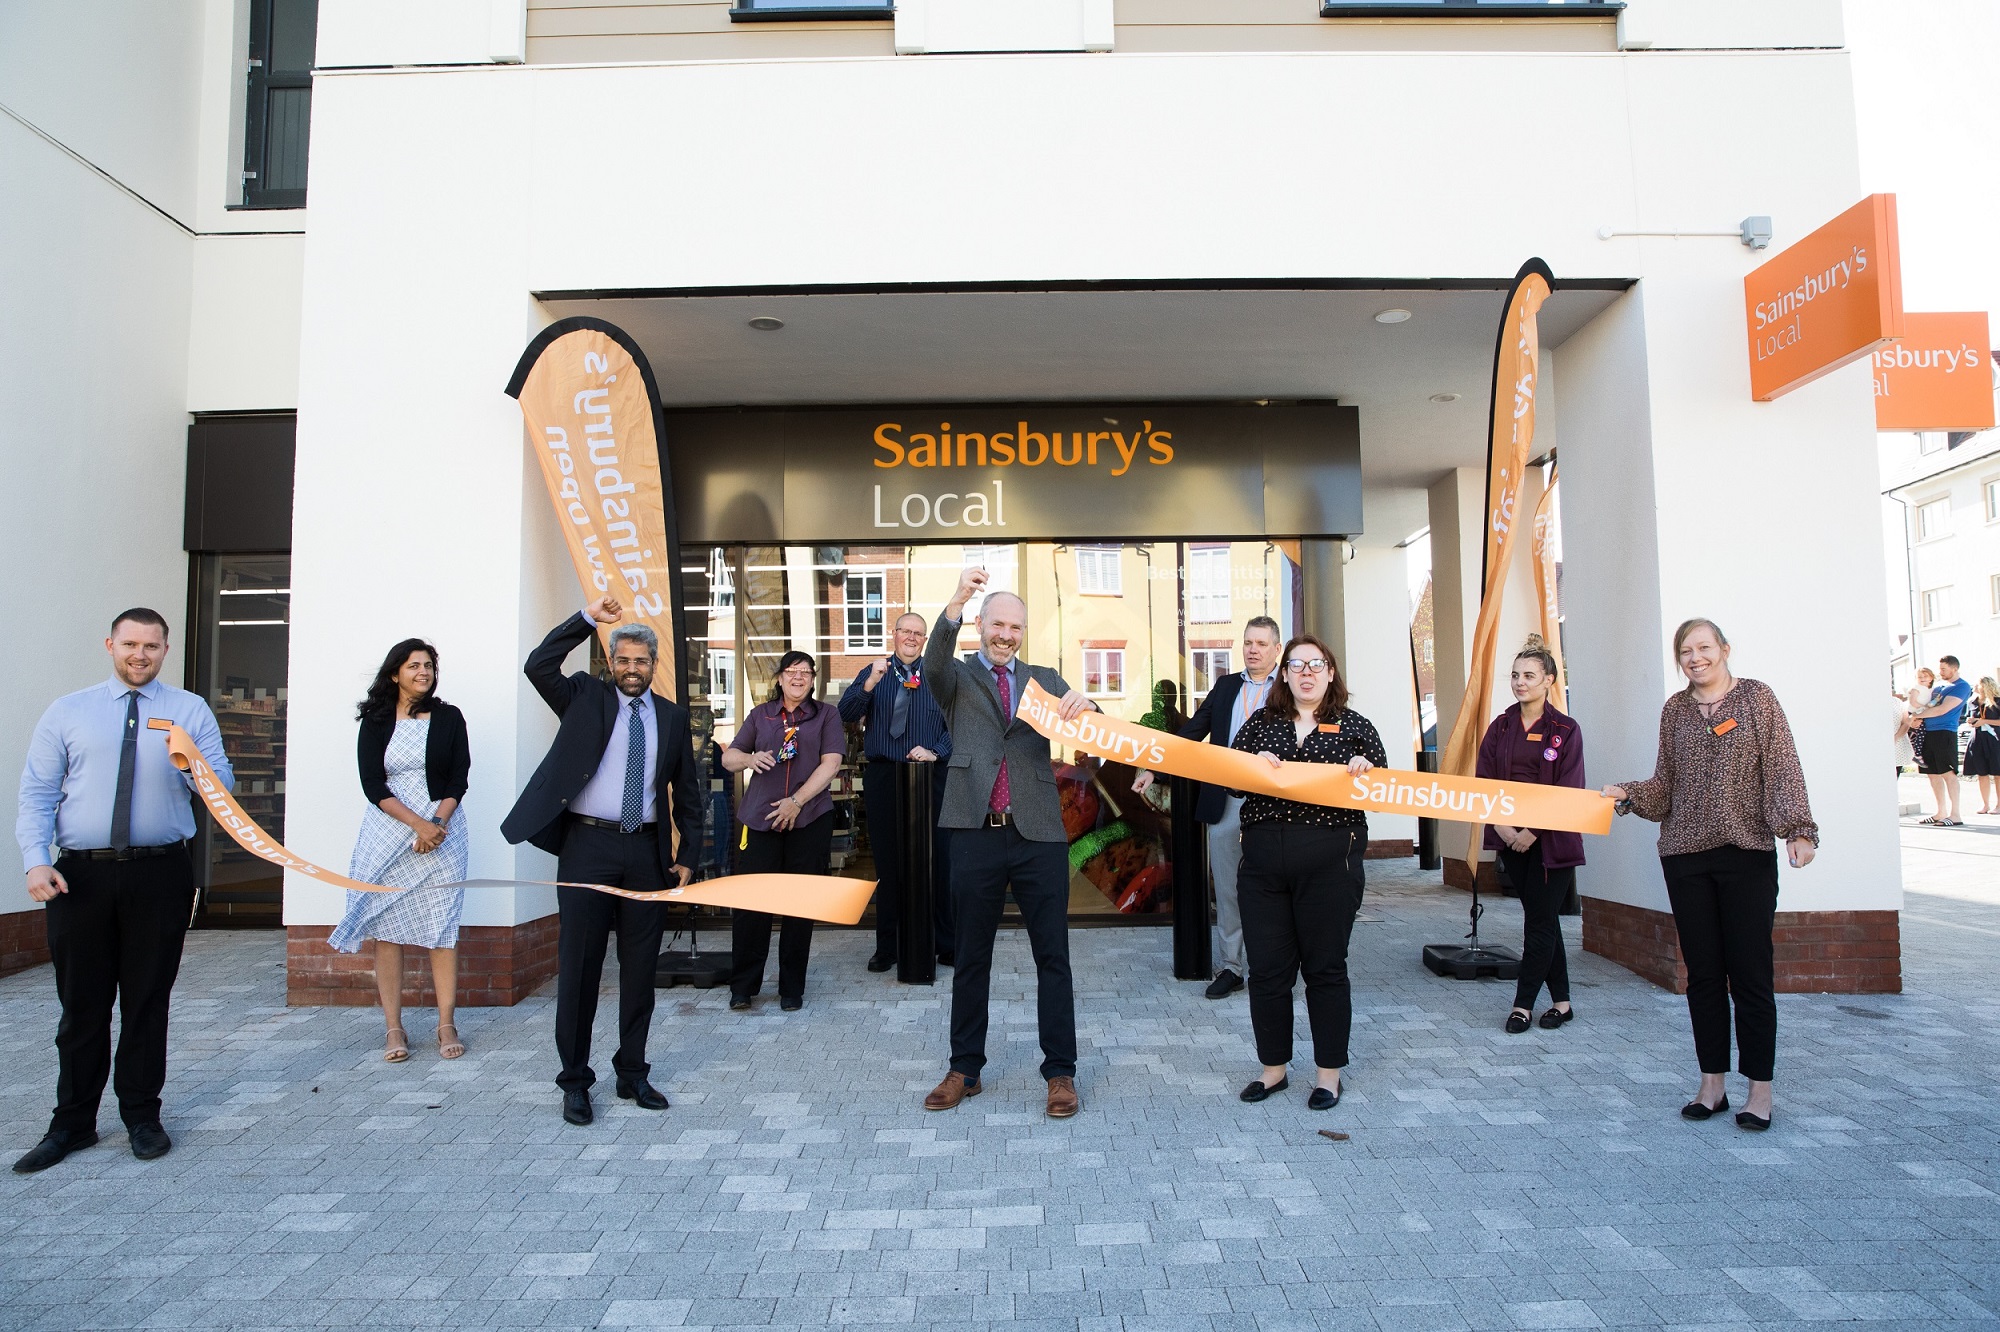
[14,608,233,1174]
[1913,654,1973,826]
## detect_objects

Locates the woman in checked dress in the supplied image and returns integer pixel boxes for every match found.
[329,639,471,1062]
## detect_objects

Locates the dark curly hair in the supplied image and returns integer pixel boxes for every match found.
[357,638,443,722]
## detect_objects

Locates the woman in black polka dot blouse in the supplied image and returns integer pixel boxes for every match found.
[1228,635,1387,1112]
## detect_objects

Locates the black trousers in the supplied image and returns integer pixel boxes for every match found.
[1239,824,1365,1070]
[948,823,1076,1081]
[864,758,954,959]
[44,846,196,1135]
[1500,843,1574,1010]
[1662,845,1780,1081]
[730,813,831,1002]
[554,820,668,1095]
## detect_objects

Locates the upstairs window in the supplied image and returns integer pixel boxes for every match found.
[1076,546,1122,597]
[1188,547,1231,623]
[1916,498,1952,542]
[844,571,887,651]
[241,0,317,209]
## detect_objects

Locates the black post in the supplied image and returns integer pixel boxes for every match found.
[1169,776,1212,981]
[1416,749,1441,870]
[896,761,937,986]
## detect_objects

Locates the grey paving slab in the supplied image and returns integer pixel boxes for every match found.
[4,833,2000,1331]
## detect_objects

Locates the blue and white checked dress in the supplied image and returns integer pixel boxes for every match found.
[328,718,468,952]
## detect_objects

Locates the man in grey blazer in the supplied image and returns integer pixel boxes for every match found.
[920,567,1095,1119]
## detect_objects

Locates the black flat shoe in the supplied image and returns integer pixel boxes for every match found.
[1505,1010,1531,1034]
[616,1080,669,1110]
[1538,1006,1574,1030]
[1205,970,1245,1000]
[866,952,896,973]
[12,1129,96,1174]
[1239,1076,1288,1103]
[1680,1094,1729,1121]
[562,1091,593,1126]
[127,1121,172,1160]
[1307,1087,1340,1111]
[728,995,751,1012]
[1735,1109,1772,1132]
[935,950,954,967]
[780,996,803,1012]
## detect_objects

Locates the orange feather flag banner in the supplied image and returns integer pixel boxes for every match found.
[1014,682,1610,836]
[154,720,875,925]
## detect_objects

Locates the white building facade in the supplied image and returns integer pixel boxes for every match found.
[3,0,1904,998]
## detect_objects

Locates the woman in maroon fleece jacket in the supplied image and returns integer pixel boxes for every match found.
[1476,636,1585,1035]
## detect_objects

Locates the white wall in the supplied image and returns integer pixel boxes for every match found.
[286,42,1900,925]
[188,233,306,410]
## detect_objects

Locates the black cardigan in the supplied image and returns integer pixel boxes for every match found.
[357,701,470,807]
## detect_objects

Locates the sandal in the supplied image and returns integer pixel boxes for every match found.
[438,1023,464,1060]
[384,1026,409,1063]
[1919,816,1943,825]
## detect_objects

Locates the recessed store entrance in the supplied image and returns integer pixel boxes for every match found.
[684,540,1303,921]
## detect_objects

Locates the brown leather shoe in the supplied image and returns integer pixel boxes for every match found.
[1045,1076,1080,1119]
[923,1071,982,1111]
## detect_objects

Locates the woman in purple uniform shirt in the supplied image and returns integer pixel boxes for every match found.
[1475,636,1586,1035]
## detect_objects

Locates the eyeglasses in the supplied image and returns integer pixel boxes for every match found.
[1286,658,1330,675]
[780,668,815,679]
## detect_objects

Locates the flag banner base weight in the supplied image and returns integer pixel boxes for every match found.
[1422,943,1522,981]
[657,949,733,989]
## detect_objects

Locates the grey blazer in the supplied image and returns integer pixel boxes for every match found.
[922,610,1076,843]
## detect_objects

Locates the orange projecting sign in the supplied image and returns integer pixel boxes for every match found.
[1873,312,1995,431]
[1744,193,1905,401]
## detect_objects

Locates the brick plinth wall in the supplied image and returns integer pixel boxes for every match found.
[1582,897,1902,995]
[0,908,50,977]
[1365,839,1414,860]
[287,914,561,1006]
[1441,858,1503,894]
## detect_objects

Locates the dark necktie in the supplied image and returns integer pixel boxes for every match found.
[989,664,1011,814]
[620,697,646,833]
[109,689,139,850]
[889,660,912,740]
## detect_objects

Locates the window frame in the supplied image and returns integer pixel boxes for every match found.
[1320,0,1620,15]
[1075,545,1123,597]
[728,0,893,20]
[1916,497,1953,543]
[1187,546,1232,623]
[1922,586,1955,629]
[1082,647,1126,699]
[237,0,315,211]
[843,570,888,652]
[1982,479,2000,525]
[1190,647,1233,702]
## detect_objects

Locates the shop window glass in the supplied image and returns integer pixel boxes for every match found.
[240,0,316,209]
[961,543,1016,620]
[1917,498,1952,541]
[1190,648,1232,701]
[1076,546,1122,596]
[844,571,886,650]
[1923,586,1953,628]
[707,649,736,723]
[1188,547,1231,622]
[188,554,290,924]
[1083,648,1125,697]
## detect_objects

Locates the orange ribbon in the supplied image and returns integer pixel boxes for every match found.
[152,720,875,924]
[1014,682,1612,836]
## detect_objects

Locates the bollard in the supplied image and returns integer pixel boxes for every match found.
[1169,775,1212,981]
[1416,749,1441,870]
[896,761,937,986]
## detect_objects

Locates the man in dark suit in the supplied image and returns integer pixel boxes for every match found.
[1134,616,1283,998]
[502,595,702,1126]
[920,568,1095,1120]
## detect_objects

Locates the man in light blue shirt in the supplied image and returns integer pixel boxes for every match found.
[12,609,231,1175]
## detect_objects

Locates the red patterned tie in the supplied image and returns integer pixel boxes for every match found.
[989,663,1012,814]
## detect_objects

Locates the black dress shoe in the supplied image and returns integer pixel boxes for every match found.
[1307,1086,1340,1111]
[1680,1094,1729,1121]
[1205,970,1245,1000]
[1735,1109,1772,1132]
[616,1080,669,1111]
[728,994,751,1012]
[1239,1076,1288,1103]
[1538,1006,1574,1030]
[780,995,803,1012]
[935,950,954,967]
[128,1122,172,1160]
[866,952,896,973]
[12,1129,96,1174]
[562,1090,593,1126]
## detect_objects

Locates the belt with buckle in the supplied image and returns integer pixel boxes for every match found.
[982,811,1013,828]
[60,843,182,862]
[571,813,657,833]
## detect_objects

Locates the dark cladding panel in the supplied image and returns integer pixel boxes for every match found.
[664,411,783,544]
[185,414,297,553]
[1264,403,1363,537]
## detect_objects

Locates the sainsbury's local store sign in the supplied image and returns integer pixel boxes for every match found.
[664,402,1361,543]
[1873,312,1995,432]
[1744,193,1905,401]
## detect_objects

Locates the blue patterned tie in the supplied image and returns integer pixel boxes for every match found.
[620,697,646,832]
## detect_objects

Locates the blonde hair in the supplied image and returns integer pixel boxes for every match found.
[1672,618,1729,659]
[1979,677,1999,708]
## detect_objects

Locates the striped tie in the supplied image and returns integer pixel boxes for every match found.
[619,697,646,833]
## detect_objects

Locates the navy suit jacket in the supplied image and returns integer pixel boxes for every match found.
[1177,672,1255,825]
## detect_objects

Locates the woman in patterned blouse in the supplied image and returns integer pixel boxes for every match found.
[1603,618,1818,1133]
[1229,635,1388,1112]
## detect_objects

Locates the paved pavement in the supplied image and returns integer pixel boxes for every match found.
[3,828,1998,1332]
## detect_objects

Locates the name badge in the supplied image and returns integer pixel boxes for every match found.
[1711,718,1738,737]
[1317,723,1340,733]
[147,718,173,731]
[1526,733,1543,742]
